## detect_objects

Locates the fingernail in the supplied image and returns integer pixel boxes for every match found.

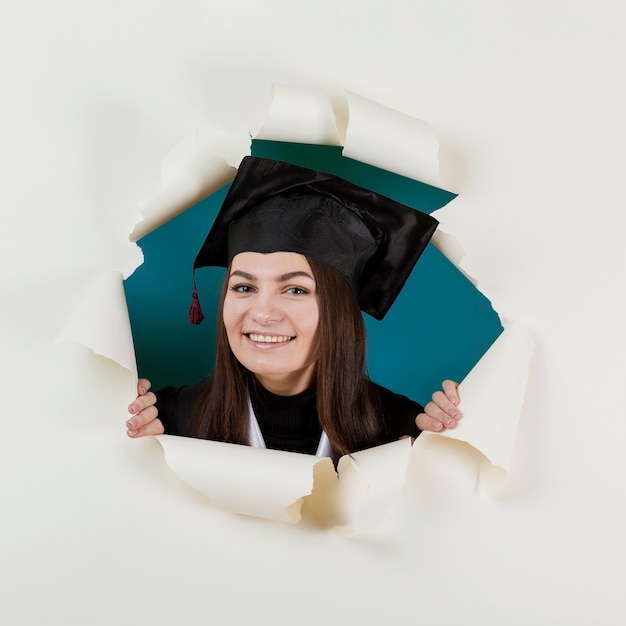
[450,410,459,419]
[127,419,137,429]
[445,417,455,427]
[139,386,146,395]
[129,404,137,414]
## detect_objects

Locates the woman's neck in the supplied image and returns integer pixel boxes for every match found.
[253,370,316,396]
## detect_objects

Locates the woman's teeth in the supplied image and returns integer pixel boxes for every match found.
[248,333,294,343]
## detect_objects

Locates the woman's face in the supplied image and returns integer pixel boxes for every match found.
[223,251,320,395]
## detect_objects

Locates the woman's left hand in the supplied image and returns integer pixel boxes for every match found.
[415,379,461,432]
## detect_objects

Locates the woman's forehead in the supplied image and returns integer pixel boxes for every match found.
[230,251,313,278]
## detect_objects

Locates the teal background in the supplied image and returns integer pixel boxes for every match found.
[124,140,503,406]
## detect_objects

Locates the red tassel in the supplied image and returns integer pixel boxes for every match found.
[189,290,205,324]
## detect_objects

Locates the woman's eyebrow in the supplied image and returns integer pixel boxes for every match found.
[278,271,315,282]
[229,269,314,282]
[229,270,315,283]
[229,270,255,280]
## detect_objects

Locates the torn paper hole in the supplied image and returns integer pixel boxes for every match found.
[57,84,533,533]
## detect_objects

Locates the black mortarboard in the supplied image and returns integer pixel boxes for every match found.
[189,156,438,322]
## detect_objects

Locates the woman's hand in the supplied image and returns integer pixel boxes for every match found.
[415,379,461,432]
[126,378,164,438]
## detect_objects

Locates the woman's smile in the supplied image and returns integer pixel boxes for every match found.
[223,251,320,395]
[245,332,296,345]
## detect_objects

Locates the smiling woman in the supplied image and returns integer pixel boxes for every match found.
[224,252,320,396]
[126,156,463,461]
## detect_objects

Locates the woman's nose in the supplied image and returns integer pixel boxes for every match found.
[250,296,283,325]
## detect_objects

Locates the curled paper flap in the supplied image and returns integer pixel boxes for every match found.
[407,431,486,507]
[194,123,252,169]
[343,92,441,188]
[155,435,329,523]
[254,84,343,146]
[431,227,478,287]
[431,228,466,273]
[439,321,534,492]
[334,438,412,536]
[155,434,412,530]
[56,271,137,376]
[131,124,251,241]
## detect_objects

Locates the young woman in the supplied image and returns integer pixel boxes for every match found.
[126,157,462,460]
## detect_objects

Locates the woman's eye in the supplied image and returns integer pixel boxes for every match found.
[231,284,254,293]
[286,287,309,295]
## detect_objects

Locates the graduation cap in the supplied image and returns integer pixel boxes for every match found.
[190,156,438,322]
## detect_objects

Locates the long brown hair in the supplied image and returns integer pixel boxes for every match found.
[189,256,387,459]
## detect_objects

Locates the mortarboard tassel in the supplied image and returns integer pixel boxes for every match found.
[189,288,204,325]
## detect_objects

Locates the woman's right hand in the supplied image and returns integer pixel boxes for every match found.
[126,378,164,438]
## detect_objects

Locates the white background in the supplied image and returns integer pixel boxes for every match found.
[1,1,625,624]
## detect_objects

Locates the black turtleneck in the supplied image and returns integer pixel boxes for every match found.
[249,379,322,455]
[155,375,423,452]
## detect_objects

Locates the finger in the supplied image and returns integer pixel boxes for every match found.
[137,378,152,396]
[424,398,458,429]
[431,390,462,423]
[126,403,158,431]
[128,391,157,416]
[415,412,445,432]
[441,379,460,406]
[127,417,164,438]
